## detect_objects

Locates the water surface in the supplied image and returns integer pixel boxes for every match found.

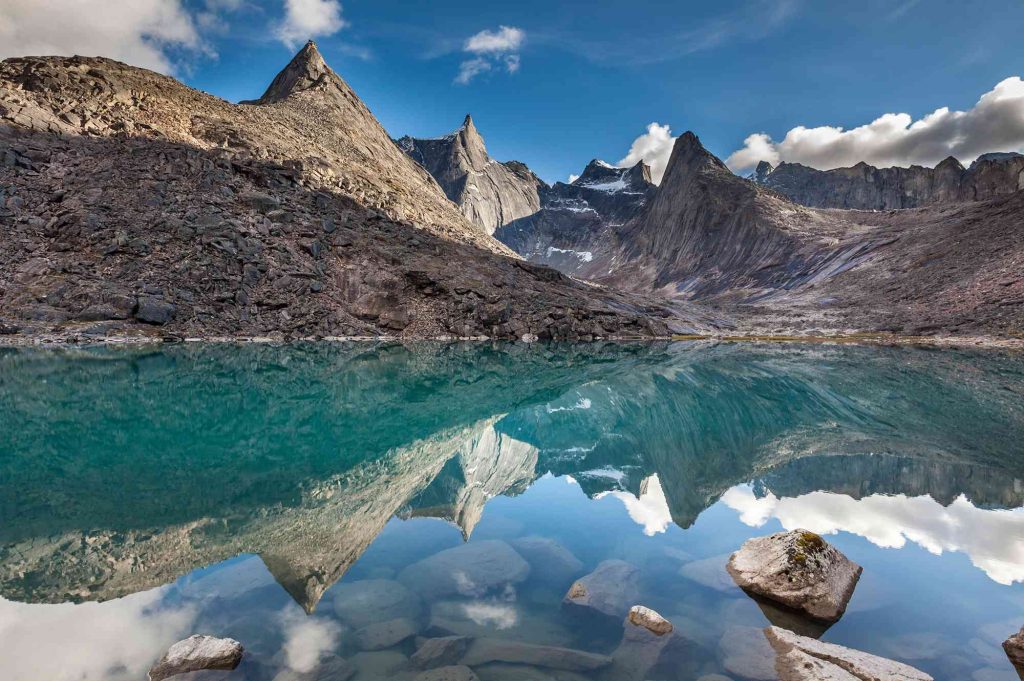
[1,342,1022,681]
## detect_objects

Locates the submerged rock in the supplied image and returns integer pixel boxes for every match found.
[1004,627,1024,678]
[271,654,356,681]
[562,560,640,622]
[414,665,480,681]
[148,634,243,681]
[765,626,933,680]
[411,636,471,670]
[355,616,420,651]
[719,626,778,681]
[460,638,613,672]
[333,579,422,628]
[399,540,530,599]
[509,536,583,586]
[727,530,862,623]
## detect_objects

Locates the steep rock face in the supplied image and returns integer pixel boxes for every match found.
[754,153,1024,209]
[615,132,851,296]
[397,115,544,235]
[0,45,688,340]
[612,132,1024,335]
[495,159,656,277]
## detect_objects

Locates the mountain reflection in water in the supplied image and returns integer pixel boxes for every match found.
[0,342,1022,681]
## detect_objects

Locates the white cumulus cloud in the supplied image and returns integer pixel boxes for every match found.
[617,122,677,184]
[455,25,525,85]
[0,0,207,74]
[276,0,347,49]
[726,76,1024,173]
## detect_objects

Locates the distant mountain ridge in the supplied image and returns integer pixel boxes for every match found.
[750,152,1024,209]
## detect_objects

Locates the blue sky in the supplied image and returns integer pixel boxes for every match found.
[4,0,1024,183]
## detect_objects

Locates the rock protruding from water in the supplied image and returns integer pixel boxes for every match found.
[399,540,530,599]
[562,559,640,622]
[627,606,673,636]
[1004,626,1024,678]
[765,626,934,680]
[148,635,243,681]
[605,605,692,681]
[727,530,862,623]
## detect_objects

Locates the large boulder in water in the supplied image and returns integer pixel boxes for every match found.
[562,560,640,622]
[148,635,243,681]
[765,626,933,680]
[398,540,530,599]
[727,530,862,623]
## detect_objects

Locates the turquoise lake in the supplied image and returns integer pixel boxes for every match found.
[0,342,1022,681]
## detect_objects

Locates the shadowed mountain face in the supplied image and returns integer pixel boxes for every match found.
[751,153,1024,210]
[1,342,1021,609]
[396,115,544,236]
[0,45,685,341]
[606,133,1024,336]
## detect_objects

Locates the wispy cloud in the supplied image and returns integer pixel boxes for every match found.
[454,25,525,85]
[545,0,800,67]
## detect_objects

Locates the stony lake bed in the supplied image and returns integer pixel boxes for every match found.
[1,341,1023,681]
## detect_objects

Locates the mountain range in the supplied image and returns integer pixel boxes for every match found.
[1,42,1021,340]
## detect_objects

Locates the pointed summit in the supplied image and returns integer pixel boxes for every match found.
[247,40,332,104]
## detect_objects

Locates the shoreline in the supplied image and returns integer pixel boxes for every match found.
[0,331,1021,350]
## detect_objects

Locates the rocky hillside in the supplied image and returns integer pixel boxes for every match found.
[396,115,543,235]
[752,153,1024,209]
[495,159,655,276]
[611,133,1024,336]
[0,43,702,341]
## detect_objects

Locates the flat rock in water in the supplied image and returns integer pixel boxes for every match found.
[1002,627,1024,678]
[355,617,420,651]
[332,579,422,628]
[765,626,934,680]
[149,634,244,681]
[727,530,862,623]
[562,560,640,622]
[398,540,530,599]
[411,637,471,670]
[350,650,412,681]
[509,537,583,585]
[414,665,480,681]
[460,638,613,672]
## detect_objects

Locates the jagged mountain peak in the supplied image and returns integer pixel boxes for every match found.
[659,131,741,193]
[571,159,653,194]
[750,160,775,183]
[248,39,333,104]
